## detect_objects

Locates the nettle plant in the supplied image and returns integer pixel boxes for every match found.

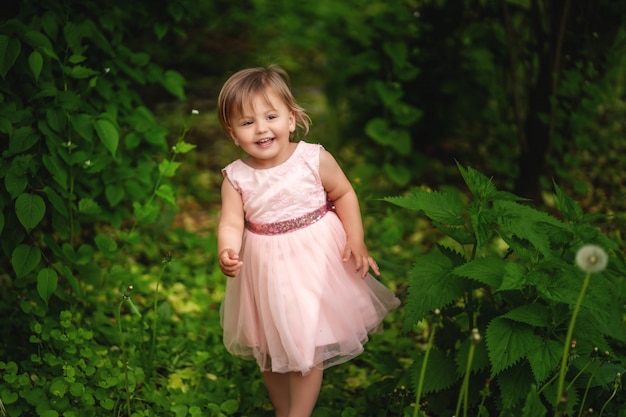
[384,162,626,417]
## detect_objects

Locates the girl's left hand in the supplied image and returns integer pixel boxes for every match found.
[342,241,380,278]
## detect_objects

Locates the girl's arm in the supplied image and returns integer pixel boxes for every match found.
[319,148,380,278]
[217,177,245,277]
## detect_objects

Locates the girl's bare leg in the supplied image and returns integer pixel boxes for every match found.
[263,371,290,417]
[263,368,323,417]
[287,367,323,417]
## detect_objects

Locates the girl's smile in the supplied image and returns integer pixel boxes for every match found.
[227,92,296,169]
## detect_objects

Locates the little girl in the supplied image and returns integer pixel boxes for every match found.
[217,65,400,417]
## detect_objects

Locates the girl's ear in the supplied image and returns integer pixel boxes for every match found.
[289,111,296,133]
[227,127,240,146]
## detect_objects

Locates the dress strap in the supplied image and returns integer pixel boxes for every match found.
[245,201,335,236]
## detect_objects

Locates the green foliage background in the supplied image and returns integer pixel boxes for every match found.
[0,1,625,416]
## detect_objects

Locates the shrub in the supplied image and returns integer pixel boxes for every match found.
[385,162,626,416]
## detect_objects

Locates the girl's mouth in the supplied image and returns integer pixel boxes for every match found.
[256,138,274,147]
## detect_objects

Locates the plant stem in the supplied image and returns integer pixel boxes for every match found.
[413,320,438,417]
[117,299,132,417]
[149,262,169,375]
[555,272,591,416]
[455,334,477,417]
[576,362,601,417]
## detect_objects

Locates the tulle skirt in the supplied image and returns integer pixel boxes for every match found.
[220,212,400,375]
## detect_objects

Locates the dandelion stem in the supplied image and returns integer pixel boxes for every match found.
[455,332,477,417]
[598,379,619,417]
[576,362,602,417]
[413,318,438,417]
[555,271,591,416]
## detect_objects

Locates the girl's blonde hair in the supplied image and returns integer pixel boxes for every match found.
[217,65,311,137]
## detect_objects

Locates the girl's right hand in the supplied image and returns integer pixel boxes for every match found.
[219,248,243,277]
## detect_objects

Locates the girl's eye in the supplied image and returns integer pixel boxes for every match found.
[267,114,277,120]
[241,120,253,126]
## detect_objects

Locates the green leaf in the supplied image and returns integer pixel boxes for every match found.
[156,184,176,206]
[95,119,119,157]
[42,154,68,190]
[553,181,583,222]
[220,399,239,414]
[456,161,499,201]
[105,185,124,206]
[46,107,66,132]
[68,65,99,79]
[15,193,46,231]
[384,188,465,226]
[159,160,181,177]
[502,304,550,327]
[8,126,39,155]
[494,200,564,257]
[172,140,196,154]
[133,200,160,224]
[527,340,561,383]
[373,80,403,106]
[520,386,547,417]
[69,113,93,142]
[95,234,117,255]
[0,35,22,78]
[163,69,186,99]
[11,244,42,278]
[5,171,28,198]
[454,257,506,287]
[486,317,542,376]
[405,247,467,329]
[58,265,82,297]
[78,198,101,215]
[496,364,536,409]
[24,30,58,60]
[382,163,411,186]
[37,267,58,305]
[43,186,69,217]
[0,211,4,236]
[410,348,459,394]
[28,50,43,82]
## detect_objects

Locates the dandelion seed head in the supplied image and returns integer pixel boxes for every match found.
[191,109,199,115]
[104,67,110,73]
[84,160,92,167]
[575,244,607,273]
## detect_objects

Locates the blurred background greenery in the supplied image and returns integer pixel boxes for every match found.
[1,0,625,416]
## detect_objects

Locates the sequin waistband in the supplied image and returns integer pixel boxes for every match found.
[245,201,335,236]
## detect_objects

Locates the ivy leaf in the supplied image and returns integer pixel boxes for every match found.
[15,193,46,231]
[37,267,58,305]
[11,244,42,278]
[486,317,542,376]
[95,119,119,157]
[404,246,467,330]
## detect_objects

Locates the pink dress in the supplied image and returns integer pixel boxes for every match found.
[220,141,400,375]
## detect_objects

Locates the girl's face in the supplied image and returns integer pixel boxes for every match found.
[227,91,296,169]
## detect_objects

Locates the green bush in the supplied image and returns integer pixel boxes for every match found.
[385,162,626,416]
